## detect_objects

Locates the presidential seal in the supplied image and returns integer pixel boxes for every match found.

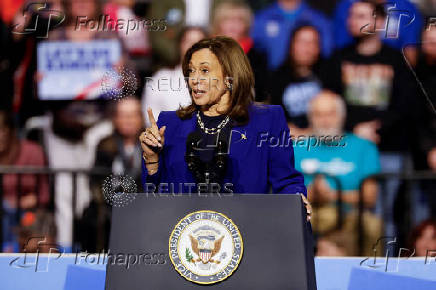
[169,210,243,285]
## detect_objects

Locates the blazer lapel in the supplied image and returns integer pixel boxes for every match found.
[228,120,254,160]
[176,115,197,137]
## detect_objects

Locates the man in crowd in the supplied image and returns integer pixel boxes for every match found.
[150,0,245,67]
[0,110,49,252]
[411,27,436,223]
[0,18,13,111]
[293,91,382,256]
[320,0,418,237]
[81,97,144,251]
[333,0,423,65]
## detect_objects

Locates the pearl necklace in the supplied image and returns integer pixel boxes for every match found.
[196,111,230,135]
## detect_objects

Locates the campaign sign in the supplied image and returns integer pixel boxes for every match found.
[37,39,122,100]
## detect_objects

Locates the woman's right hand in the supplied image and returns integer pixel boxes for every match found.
[139,108,166,162]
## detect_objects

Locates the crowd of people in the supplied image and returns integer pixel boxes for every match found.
[0,0,435,256]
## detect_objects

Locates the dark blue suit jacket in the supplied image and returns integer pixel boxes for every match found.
[142,103,307,195]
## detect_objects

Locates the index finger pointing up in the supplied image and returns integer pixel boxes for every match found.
[147,108,158,128]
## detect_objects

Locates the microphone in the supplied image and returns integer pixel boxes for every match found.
[185,132,203,181]
[214,133,229,171]
[186,132,201,155]
[185,131,229,190]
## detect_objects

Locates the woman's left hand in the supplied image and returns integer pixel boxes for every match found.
[301,194,312,222]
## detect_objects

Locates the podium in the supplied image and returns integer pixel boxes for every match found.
[105,194,317,290]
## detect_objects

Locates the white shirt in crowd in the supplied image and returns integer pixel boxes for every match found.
[184,0,211,27]
[43,116,112,248]
[142,65,192,126]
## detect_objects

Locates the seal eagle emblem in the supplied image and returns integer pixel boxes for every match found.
[169,210,243,284]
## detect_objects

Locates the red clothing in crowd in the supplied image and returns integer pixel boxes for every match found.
[2,140,49,208]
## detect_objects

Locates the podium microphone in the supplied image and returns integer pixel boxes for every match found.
[214,134,228,172]
[185,132,203,182]
[185,131,229,189]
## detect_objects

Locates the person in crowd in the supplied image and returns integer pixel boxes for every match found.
[140,37,310,219]
[0,18,14,111]
[50,0,126,53]
[47,0,129,82]
[307,0,341,16]
[245,0,275,12]
[37,0,129,103]
[38,0,127,250]
[316,230,353,256]
[333,0,423,65]
[410,27,436,223]
[212,1,269,102]
[251,0,333,70]
[142,26,207,127]
[0,110,49,252]
[18,210,57,253]
[81,97,144,251]
[416,0,436,18]
[42,102,112,251]
[103,0,153,96]
[413,27,436,173]
[0,0,25,24]
[95,98,145,183]
[9,0,64,127]
[293,91,382,256]
[322,0,413,147]
[320,0,418,238]
[150,0,244,67]
[408,219,436,256]
[270,23,323,135]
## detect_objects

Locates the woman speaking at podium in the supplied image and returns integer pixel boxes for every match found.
[139,36,310,214]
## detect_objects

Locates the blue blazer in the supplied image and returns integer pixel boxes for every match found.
[142,103,307,195]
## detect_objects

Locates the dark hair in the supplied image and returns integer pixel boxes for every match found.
[407,219,436,253]
[289,22,321,56]
[177,36,254,125]
[291,21,321,40]
[169,26,209,68]
[278,23,321,77]
[108,95,141,117]
[62,0,103,26]
[0,110,15,130]
[355,0,387,18]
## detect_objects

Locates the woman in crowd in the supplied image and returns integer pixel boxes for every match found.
[212,1,269,102]
[142,26,207,127]
[408,219,436,256]
[270,24,323,136]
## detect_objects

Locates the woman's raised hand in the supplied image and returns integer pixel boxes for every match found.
[139,108,166,162]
